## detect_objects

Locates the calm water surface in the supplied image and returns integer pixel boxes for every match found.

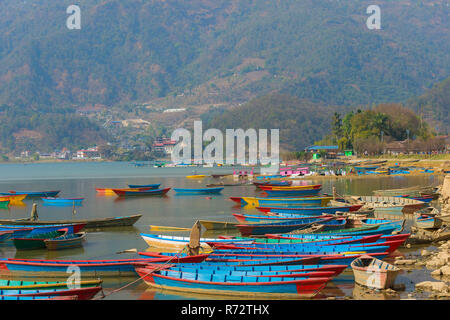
[0,162,444,300]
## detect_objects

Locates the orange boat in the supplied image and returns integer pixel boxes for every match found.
[0,194,27,205]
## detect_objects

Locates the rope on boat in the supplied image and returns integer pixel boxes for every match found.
[92,247,187,300]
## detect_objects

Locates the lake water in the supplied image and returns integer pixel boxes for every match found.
[0,161,444,300]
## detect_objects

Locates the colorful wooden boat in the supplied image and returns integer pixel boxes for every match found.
[254,181,292,187]
[164,263,347,277]
[12,230,68,250]
[351,255,400,289]
[0,200,9,209]
[138,253,321,267]
[0,230,14,242]
[259,184,322,190]
[112,187,171,197]
[0,279,102,290]
[41,197,84,205]
[237,196,333,207]
[0,194,27,205]
[127,183,161,189]
[186,175,206,179]
[263,188,322,197]
[1,190,60,198]
[236,217,334,236]
[135,266,331,298]
[232,213,329,223]
[198,220,239,231]
[149,225,191,232]
[95,188,117,195]
[44,232,86,250]
[312,224,399,236]
[360,218,405,232]
[414,215,443,229]
[257,204,362,215]
[96,187,153,195]
[0,286,102,300]
[0,255,209,278]
[173,187,224,194]
[140,233,254,250]
[0,223,86,237]
[0,214,142,229]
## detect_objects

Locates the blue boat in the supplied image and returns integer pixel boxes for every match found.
[41,197,84,206]
[163,264,348,277]
[136,267,331,298]
[236,217,334,236]
[264,188,322,197]
[173,187,224,194]
[209,242,390,254]
[127,183,161,189]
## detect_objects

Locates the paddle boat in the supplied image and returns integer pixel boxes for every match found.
[12,230,69,250]
[0,286,102,300]
[140,233,255,250]
[236,217,334,236]
[0,214,142,229]
[233,196,333,207]
[173,187,224,194]
[41,197,84,205]
[351,255,401,289]
[0,223,86,238]
[44,232,86,250]
[112,187,171,197]
[185,175,206,179]
[0,255,209,278]
[262,188,322,197]
[0,279,102,290]
[135,266,331,298]
[414,214,443,229]
[127,183,161,189]
[1,190,60,198]
[162,263,348,277]
[257,204,362,215]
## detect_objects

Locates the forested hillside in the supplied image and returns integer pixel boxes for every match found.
[0,0,448,109]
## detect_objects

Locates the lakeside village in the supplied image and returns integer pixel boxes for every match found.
[7,135,450,177]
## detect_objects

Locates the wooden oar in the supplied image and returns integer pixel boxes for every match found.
[149,225,191,231]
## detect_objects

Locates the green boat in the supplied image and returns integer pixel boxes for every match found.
[12,230,66,250]
[0,200,10,209]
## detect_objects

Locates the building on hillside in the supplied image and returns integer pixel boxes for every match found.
[163,108,186,113]
[305,145,339,159]
[121,119,150,128]
[76,146,100,159]
[152,137,177,155]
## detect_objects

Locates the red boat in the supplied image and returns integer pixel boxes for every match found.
[112,187,171,197]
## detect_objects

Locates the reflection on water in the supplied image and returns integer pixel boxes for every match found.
[0,162,444,299]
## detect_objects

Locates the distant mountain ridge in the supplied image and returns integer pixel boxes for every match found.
[0,0,448,110]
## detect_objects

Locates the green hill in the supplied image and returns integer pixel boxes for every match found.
[0,0,448,109]
[207,93,352,151]
[407,77,450,134]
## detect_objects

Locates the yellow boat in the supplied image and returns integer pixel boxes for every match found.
[0,194,27,205]
[186,175,206,179]
[149,225,191,232]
